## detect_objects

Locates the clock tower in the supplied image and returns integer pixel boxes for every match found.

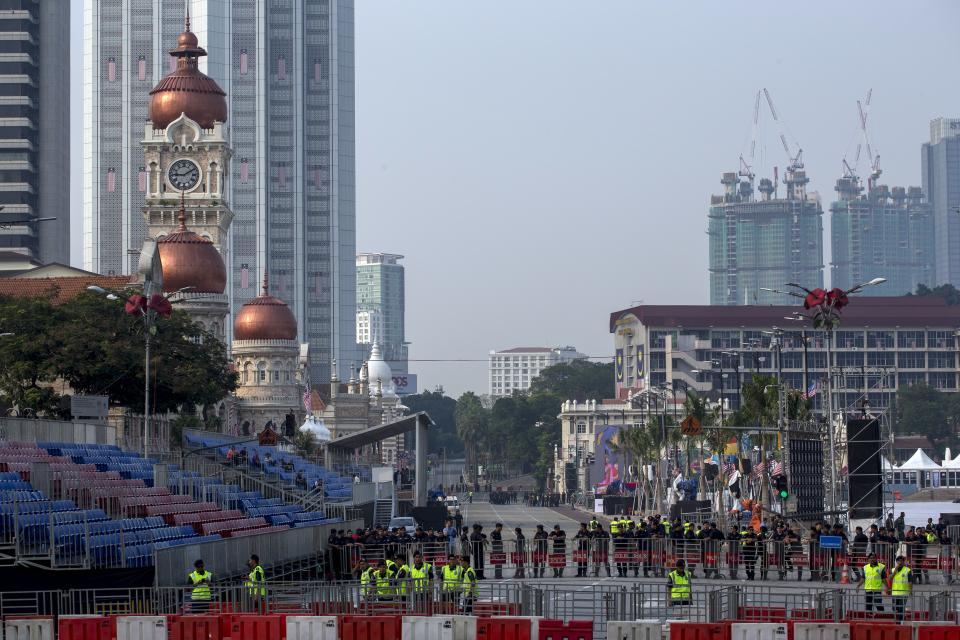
[140,15,233,342]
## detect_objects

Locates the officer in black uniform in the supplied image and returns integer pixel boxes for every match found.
[490,522,504,579]
[574,523,591,577]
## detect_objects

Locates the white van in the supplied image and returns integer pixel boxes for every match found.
[444,496,460,513]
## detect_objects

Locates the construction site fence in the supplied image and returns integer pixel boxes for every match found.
[0,581,955,638]
[330,539,959,585]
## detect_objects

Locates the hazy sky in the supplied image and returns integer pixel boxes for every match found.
[70,2,960,398]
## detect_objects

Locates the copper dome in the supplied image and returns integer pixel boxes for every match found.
[157,208,226,294]
[148,24,227,130]
[234,276,298,341]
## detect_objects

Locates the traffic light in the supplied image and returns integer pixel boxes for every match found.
[774,475,789,499]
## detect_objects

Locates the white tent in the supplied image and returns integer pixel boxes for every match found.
[897,448,942,471]
[941,454,960,469]
[881,456,895,471]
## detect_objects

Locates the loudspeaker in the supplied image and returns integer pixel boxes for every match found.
[787,437,824,516]
[704,463,719,481]
[740,458,752,474]
[564,462,578,493]
[847,418,882,519]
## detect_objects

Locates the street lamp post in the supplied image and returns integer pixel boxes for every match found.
[764,277,886,523]
[88,283,193,458]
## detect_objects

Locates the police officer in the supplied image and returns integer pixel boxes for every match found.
[409,551,434,611]
[636,520,651,577]
[188,559,213,612]
[889,555,911,623]
[550,525,567,578]
[574,523,591,577]
[613,518,628,577]
[514,527,527,579]
[667,559,692,609]
[460,555,478,614]
[394,554,411,597]
[245,554,265,611]
[533,525,549,578]
[357,558,375,599]
[859,552,887,614]
[441,555,463,606]
[373,559,395,601]
[491,523,504,579]
[592,523,611,577]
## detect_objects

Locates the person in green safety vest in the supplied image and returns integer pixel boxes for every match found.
[460,555,478,614]
[858,552,887,615]
[394,556,410,597]
[666,559,692,608]
[610,516,621,535]
[889,555,911,623]
[357,559,375,599]
[384,551,398,575]
[373,560,395,600]
[441,554,464,605]
[245,554,266,611]
[187,559,213,612]
[409,552,434,593]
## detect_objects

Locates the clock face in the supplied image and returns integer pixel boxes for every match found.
[168,159,200,191]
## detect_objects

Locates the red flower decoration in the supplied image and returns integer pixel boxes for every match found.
[803,288,827,309]
[826,288,849,310]
[146,294,173,318]
[124,294,146,315]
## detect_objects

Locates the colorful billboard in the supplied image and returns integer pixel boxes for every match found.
[590,423,628,495]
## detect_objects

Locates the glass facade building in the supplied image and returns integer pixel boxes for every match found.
[708,170,824,305]
[922,118,960,287]
[0,0,69,264]
[356,253,407,375]
[830,179,934,296]
[83,0,357,382]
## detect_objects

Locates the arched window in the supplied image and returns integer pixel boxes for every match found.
[107,57,116,82]
[137,56,146,81]
[239,48,248,75]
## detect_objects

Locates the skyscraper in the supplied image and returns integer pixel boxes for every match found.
[0,0,70,264]
[831,176,934,296]
[83,0,357,382]
[708,168,824,305]
[922,118,960,287]
[356,253,407,375]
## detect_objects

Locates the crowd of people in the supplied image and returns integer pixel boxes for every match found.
[326,511,956,585]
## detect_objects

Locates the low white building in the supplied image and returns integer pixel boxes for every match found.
[488,346,587,398]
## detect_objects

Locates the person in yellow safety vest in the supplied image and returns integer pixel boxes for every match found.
[188,559,213,612]
[459,555,478,614]
[394,556,410,596]
[610,517,621,535]
[373,560,395,599]
[245,554,266,607]
[589,516,600,532]
[666,559,692,607]
[924,528,937,544]
[889,555,911,623]
[357,559,375,598]
[409,552,434,595]
[858,552,887,615]
[441,554,464,604]
[385,551,398,575]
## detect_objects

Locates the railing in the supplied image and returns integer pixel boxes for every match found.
[0,581,954,637]
[328,539,959,586]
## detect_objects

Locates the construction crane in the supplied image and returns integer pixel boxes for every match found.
[857,89,882,190]
[763,88,803,173]
[738,90,762,184]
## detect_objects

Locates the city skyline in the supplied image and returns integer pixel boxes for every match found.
[67,1,960,396]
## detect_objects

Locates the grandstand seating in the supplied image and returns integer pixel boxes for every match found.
[184,432,366,502]
[0,440,345,570]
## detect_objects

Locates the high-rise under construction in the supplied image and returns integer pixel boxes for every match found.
[831,178,934,296]
[708,167,825,305]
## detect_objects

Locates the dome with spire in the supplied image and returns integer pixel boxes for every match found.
[233,275,298,341]
[366,343,394,395]
[148,9,227,130]
[157,197,226,293]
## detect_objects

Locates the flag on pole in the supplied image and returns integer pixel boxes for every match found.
[770,460,784,476]
[804,379,821,398]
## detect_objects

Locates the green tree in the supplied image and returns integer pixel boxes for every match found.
[0,295,69,417]
[404,389,462,456]
[893,383,955,445]
[912,283,960,306]
[454,391,488,482]
[528,360,614,402]
[0,291,236,417]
